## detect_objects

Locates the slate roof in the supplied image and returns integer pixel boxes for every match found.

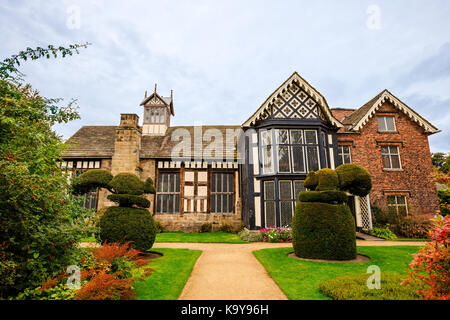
[340,91,384,126]
[63,125,242,159]
[64,126,116,158]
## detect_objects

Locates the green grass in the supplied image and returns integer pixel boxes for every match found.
[253,246,421,300]
[80,236,96,243]
[134,248,202,300]
[156,232,248,243]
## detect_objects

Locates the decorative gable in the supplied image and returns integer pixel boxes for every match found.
[348,90,439,134]
[270,82,325,120]
[243,72,342,128]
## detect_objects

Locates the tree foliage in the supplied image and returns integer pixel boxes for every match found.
[0,44,91,298]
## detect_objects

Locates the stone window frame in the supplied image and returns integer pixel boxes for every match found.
[338,145,352,164]
[381,145,402,170]
[387,195,409,217]
[377,115,397,132]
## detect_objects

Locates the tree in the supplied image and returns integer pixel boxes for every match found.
[0,44,90,298]
[432,152,450,174]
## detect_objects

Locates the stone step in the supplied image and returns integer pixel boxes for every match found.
[356,231,385,241]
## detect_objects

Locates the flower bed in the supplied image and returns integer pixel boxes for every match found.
[258,226,292,243]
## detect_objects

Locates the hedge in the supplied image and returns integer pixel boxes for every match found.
[72,169,113,195]
[335,164,372,197]
[107,194,150,208]
[97,207,157,252]
[292,202,356,260]
[298,190,347,204]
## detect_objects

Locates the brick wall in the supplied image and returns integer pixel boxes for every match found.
[337,101,439,216]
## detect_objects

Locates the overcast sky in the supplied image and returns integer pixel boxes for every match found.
[1,0,449,152]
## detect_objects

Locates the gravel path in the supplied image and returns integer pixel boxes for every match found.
[79,240,426,300]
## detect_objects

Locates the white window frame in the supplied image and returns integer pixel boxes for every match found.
[381,145,402,169]
[338,145,352,164]
[387,195,409,216]
[378,116,397,132]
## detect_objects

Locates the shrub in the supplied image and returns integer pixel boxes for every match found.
[438,189,450,216]
[335,164,372,197]
[238,230,264,242]
[370,227,397,240]
[72,169,113,195]
[108,173,145,195]
[154,220,165,233]
[292,202,356,260]
[218,223,235,233]
[303,171,318,190]
[298,190,347,204]
[74,270,136,300]
[316,168,339,191]
[259,226,292,243]
[393,215,433,239]
[199,222,212,233]
[371,204,390,227]
[107,194,150,208]
[402,215,450,300]
[319,274,422,300]
[98,207,157,252]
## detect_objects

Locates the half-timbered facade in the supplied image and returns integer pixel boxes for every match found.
[62,72,440,232]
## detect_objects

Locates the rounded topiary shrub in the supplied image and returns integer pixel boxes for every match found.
[97,207,157,252]
[292,202,356,260]
[335,164,372,197]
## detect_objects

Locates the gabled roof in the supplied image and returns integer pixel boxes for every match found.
[242,72,343,128]
[343,89,440,134]
[140,92,174,116]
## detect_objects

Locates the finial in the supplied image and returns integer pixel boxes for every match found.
[154,83,157,94]
[171,89,173,99]
[144,90,147,98]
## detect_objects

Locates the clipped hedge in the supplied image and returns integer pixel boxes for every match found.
[107,194,150,208]
[316,168,339,191]
[335,164,372,197]
[108,173,145,195]
[303,171,318,190]
[292,202,356,260]
[97,207,157,252]
[72,169,113,195]
[318,273,422,300]
[298,190,347,204]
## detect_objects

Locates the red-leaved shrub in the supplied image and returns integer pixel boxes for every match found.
[402,215,450,300]
[74,270,136,300]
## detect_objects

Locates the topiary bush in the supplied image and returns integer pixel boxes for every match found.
[97,207,157,252]
[292,202,356,260]
[72,170,156,251]
[292,164,372,260]
[335,164,372,197]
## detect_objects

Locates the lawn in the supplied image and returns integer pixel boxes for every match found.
[155,232,248,243]
[133,248,202,300]
[79,232,248,244]
[253,246,421,300]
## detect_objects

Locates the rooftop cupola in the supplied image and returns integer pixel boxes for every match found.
[139,84,174,136]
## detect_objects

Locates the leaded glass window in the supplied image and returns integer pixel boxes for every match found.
[211,173,234,213]
[156,172,180,214]
[381,146,401,169]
